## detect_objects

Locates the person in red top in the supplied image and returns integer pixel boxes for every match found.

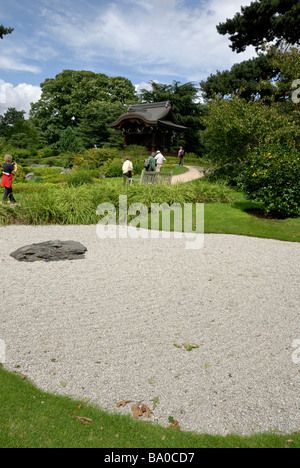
[1,154,18,203]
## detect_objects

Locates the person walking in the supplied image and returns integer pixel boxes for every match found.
[1,154,18,203]
[145,152,157,183]
[148,152,156,172]
[155,150,166,172]
[122,155,133,186]
[178,146,185,166]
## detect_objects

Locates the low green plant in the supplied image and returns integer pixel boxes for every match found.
[83,148,120,168]
[103,158,123,178]
[65,170,94,187]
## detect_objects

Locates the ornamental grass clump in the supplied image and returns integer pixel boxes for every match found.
[238,140,300,218]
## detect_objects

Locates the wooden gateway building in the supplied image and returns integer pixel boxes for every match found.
[108,101,187,152]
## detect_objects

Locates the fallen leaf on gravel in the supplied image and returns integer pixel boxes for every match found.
[173,342,182,349]
[116,400,132,408]
[131,403,143,419]
[141,404,152,418]
[173,341,201,351]
[183,341,201,351]
[132,408,143,419]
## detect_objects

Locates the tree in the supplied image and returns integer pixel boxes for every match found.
[0,108,40,153]
[58,126,83,153]
[0,108,26,137]
[217,0,300,53]
[76,100,125,148]
[30,70,137,148]
[0,25,14,39]
[200,54,279,101]
[265,46,300,107]
[202,96,299,167]
[139,81,207,153]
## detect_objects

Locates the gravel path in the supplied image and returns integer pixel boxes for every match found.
[0,224,299,436]
[171,165,204,184]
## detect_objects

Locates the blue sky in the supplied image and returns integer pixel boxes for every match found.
[0,0,255,115]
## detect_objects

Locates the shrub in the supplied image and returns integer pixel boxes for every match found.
[103,158,123,178]
[203,96,300,166]
[83,148,120,168]
[124,145,148,156]
[65,170,94,187]
[238,140,300,217]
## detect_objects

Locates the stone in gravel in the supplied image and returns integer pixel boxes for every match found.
[10,240,87,262]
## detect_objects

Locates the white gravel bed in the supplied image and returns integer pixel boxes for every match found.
[0,224,299,436]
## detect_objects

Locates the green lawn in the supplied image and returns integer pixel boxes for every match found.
[0,367,299,448]
[204,201,300,242]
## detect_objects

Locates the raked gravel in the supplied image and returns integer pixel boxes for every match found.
[0,224,299,436]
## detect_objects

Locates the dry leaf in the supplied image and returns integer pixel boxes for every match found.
[141,404,152,418]
[168,419,180,429]
[75,416,92,425]
[116,399,132,408]
[132,408,143,419]
[131,401,145,419]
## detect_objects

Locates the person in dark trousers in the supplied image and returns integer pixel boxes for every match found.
[1,154,18,203]
[122,155,133,186]
[178,147,185,166]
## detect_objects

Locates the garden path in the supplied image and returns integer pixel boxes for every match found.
[171,165,205,184]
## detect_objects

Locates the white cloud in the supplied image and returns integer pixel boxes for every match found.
[0,56,41,74]
[40,0,256,82]
[0,80,42,117]
[134,80,159,95]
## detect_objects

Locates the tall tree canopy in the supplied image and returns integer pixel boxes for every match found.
[0,25,14,39]
[0,108,40,151]
[200,54,279,101]
[217,0,300,52]
[139,81,206,153]
[30,70,137,147]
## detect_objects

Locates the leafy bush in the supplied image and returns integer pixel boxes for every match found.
[103,158,123,178]
[65,170,94,187]
[83,148,120,168]
[124,145,148,156]
[238,140,300,217]
[203,96,300,166]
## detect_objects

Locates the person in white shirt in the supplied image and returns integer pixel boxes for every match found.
[154,150,166,172]
[122,155,133,185]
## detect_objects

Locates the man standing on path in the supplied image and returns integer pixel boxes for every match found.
[178,146,185,166]
[155,150,166,172]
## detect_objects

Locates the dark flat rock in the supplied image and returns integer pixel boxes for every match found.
[10,240,87,262]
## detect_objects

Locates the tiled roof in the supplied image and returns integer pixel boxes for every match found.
[109,101,187,131]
